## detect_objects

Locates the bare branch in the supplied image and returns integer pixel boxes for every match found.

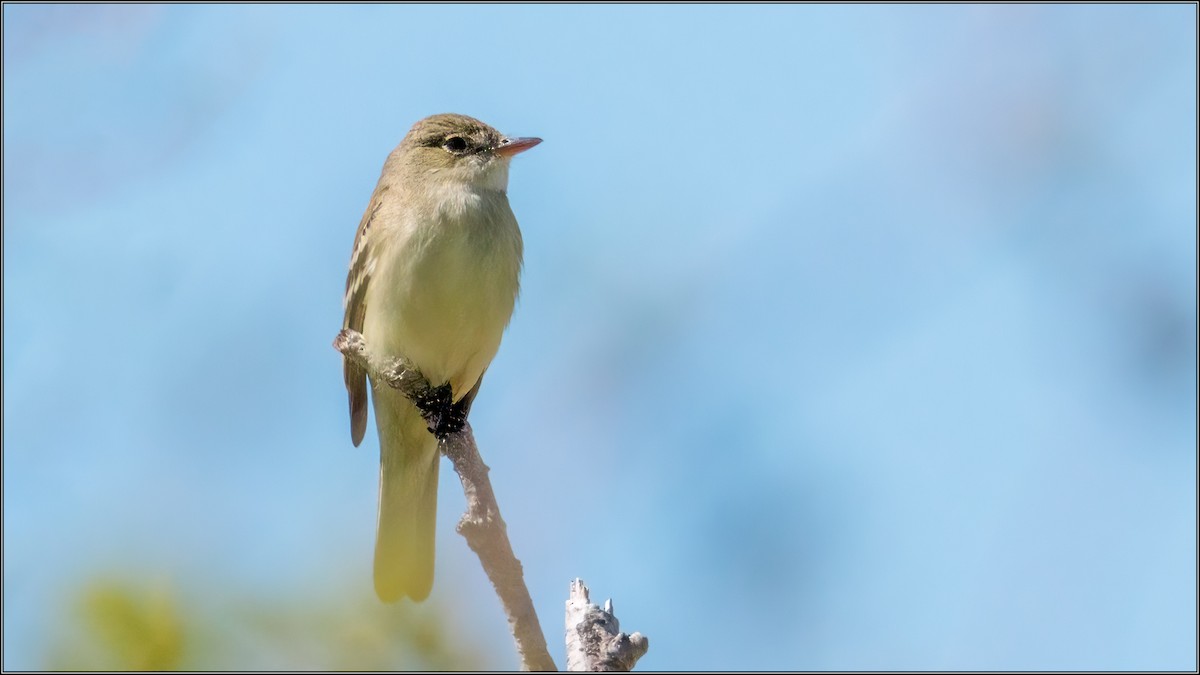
[565,579,649,671]
[333,328,432,400]
[334,329,557,671]
[441,427,557,671]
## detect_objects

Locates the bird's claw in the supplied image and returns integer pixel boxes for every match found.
[413,383,467,440]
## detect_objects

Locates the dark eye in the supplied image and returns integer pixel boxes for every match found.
[443,136,468,153]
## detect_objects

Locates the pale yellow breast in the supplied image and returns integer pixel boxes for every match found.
[364,187,522,401]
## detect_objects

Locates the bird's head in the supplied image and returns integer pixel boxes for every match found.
[394,113,541,192]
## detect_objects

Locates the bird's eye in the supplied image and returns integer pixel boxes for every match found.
[443,136,468,153]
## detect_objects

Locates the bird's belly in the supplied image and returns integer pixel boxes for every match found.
[364,228,518,400]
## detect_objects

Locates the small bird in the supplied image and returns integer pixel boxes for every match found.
[342,113,540,602]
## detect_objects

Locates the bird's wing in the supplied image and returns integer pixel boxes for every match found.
[343,183,389,446]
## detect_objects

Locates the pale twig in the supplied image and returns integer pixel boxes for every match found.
[334,328,557,671]
[564,579,649,671]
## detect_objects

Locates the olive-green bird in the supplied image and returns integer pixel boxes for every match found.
[342,113,540,602]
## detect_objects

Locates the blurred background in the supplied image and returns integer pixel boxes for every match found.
[3,4,1196,670]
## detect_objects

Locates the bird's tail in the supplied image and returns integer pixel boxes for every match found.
[371,386,440,602]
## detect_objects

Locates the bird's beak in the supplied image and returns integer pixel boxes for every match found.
[495,136,542,157]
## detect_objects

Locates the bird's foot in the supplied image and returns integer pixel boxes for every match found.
[413,383,468,440]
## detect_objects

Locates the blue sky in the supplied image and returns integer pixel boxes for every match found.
[3,4,1196,670]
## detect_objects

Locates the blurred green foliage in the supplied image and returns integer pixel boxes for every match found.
[46,575,488,670]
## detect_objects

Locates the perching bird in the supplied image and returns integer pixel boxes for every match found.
[342,113,540,602]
